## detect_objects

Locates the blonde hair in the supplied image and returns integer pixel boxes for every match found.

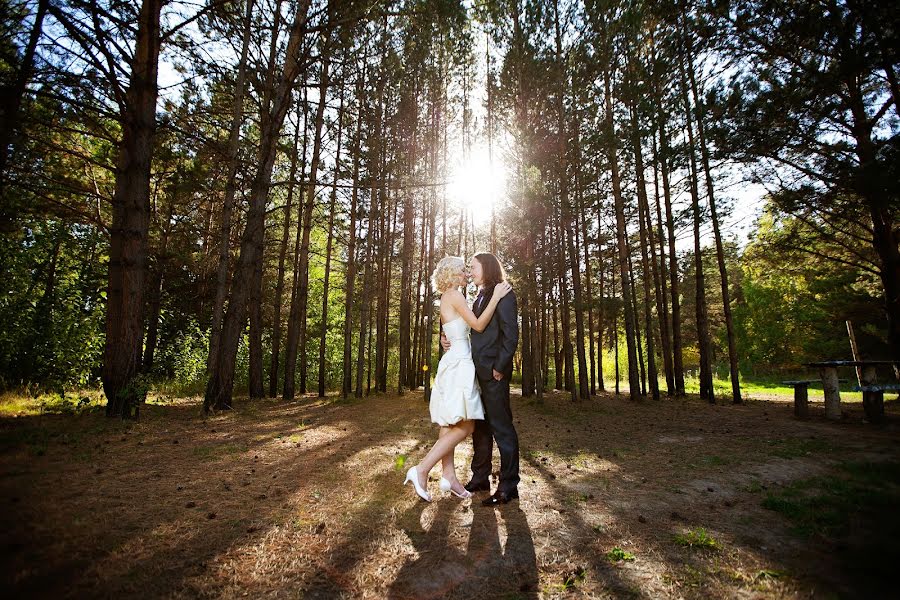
[431,256,465,293]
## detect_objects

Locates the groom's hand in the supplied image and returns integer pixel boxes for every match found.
[492,369,503,381]
[440,332,451,350]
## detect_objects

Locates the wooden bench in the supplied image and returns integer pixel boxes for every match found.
[853,384,900,424]
[782,380,816,419]
[782,379,849,419]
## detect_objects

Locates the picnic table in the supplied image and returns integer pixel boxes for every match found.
[804,360,900,423]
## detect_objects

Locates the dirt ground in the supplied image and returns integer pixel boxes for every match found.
[2,387,899,599]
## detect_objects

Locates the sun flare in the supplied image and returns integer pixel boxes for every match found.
[446,144,507,226]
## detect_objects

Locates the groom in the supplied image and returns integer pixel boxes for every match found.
[442,252,520,506]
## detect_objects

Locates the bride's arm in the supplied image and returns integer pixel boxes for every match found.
[445,283,512,333]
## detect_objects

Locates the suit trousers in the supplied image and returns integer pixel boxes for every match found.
[471,376,520,494]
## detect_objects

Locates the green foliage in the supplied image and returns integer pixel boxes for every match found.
[674,527,720,549]
[0,221,106,390]
[605,547,636,562]
[561,566,587,589]
[153,320,209,395]
[731,206,887,373]
[394,454,408,471]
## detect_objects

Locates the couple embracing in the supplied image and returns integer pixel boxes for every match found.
[404,252,521,507]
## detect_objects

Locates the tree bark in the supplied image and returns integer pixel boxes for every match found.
[678,53,714,403]
[684,32,741,403]
[650,130,675,396]
[269,106,301,398]
[143,202,173,372]
[103,0,163,419]
[205,1,313,412]
[342,63,365,398]
[248,236,265,398]
[626,241,647,396]
[317,89,344,397]
[283,39,330,401]
[604,69,641,399]
[658,102,685,396]
[208,0,255,375]
[631,100,660,401]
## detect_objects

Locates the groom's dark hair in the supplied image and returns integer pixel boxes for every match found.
[473,252,506,291]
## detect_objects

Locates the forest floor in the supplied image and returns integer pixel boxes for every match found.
[2,387,899,599]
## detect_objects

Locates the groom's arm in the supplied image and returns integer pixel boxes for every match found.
[494,292,519,378]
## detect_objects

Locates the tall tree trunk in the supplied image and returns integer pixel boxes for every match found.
[554,0,588,400]
[576,173,596,396]
[626,243,647,396]
[424,174,437,402]
[102,0,163,419]
[143,203,173,372]
[650,130,675,396]
[356,57,385,398]
[657,105,685,396]
[410,199,427,389]
[285,88,310,394]
[613,268,620,395]
[604,69,641,399]
[205,2,312,412]
[398,183,414,394]
[318,90,345,397]
[248,0,286,401]
[248,247,265,398]
[629,99,660,401]
[269,106,301,398]
[596,236,606,392]
[283,40,330,401]
[552,295,561,389]
[355,194,376,398]
[555,211,576,397]
[678,53,714,403]
[343,64,365,398]
[684,31,741,404]
[208,0,254,374]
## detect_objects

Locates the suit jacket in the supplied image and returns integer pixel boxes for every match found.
[471,288,519,381]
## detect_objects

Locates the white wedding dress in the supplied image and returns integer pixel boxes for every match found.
[429,317,485,426]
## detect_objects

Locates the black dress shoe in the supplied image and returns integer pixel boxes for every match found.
[481,489,519,506]
[464,479,491,493]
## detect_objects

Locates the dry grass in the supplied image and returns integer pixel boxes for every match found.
[1,388,898,599]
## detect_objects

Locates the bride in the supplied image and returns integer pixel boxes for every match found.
[404,256,512,501]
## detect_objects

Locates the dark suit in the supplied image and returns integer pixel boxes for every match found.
[471,288,520,495]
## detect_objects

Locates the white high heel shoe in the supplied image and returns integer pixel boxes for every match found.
[404,466,431,502]
[440,477,473,499]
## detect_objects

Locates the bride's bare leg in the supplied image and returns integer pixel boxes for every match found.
[439,427,458,481]
[416,420,475,487]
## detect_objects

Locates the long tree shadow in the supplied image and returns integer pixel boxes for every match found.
[388,497,538,599]
[525,455,657,597]
[0,394,425,597]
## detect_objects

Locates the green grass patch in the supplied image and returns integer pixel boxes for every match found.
[761,462,900,597]
[606,546,636,562]
[674,527,720,549]
[762,461,900,537]
[394,454,408,471]
[561,566,587,589]
[680,374,866,403]
[743,480,764,493]
[0,391,103,417]
[765,436,838,459]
